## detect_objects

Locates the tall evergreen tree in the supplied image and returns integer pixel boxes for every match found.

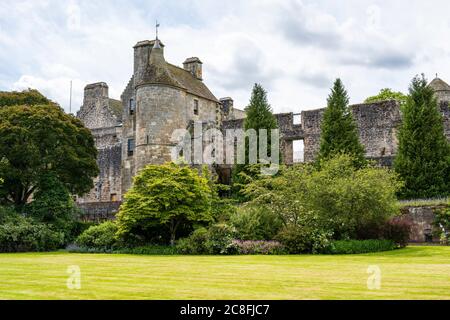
[394,75,450,199]
[232,83,278,199]
[318,78,366,167]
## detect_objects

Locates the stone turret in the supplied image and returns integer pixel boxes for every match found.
[429,77,450,103]
[133,39,188,171]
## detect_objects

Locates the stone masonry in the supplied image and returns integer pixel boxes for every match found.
[76,38,450,218]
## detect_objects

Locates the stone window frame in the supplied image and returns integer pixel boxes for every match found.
[193,99,199,115]
[127,138,135,157]
[129,99,136,115]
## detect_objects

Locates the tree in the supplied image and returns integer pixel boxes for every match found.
[0,89,51,107]
[0,102,99,206]
[394,75,450,199]
[243,154,401,241]
[232,84,279,199]
[318,79,366,168]
[24,173,79,236]
[365,88,407,106]
[116,163,213,246]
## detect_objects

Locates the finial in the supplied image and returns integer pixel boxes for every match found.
[156,20,160,40]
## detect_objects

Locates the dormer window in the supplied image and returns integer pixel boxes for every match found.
[194,99,199,115]
[129,99,136,115]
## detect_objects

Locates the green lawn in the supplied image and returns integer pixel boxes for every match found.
[0,246,449,300]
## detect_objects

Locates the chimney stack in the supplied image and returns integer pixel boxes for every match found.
[183,57,203,80]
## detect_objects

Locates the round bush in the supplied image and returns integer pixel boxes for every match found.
[75,221,118,250]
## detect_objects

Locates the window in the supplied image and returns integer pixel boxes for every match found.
[110,194,118,202]
[293,114,302,125]
[193,99,199,115]
[293,140,304,163]
[129,99,136,115]
[127,138,135,157]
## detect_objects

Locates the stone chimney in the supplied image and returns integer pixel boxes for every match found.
[183,57,203,80]
[220,97,234,115]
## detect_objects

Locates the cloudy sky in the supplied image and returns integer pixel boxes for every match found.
[1,0,450,114]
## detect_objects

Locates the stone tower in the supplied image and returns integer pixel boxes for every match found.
[429,77,450,103]
[120,38,221,193]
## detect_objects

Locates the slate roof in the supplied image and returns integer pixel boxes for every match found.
[137,40,218,102]
[429,77,450,92]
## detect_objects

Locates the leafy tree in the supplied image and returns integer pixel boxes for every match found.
[0,104,98,206]
[24,173,79,236]
[232,83,279,199]
[0,89,51,107]
[116,163,213,246]
[244,154,401,241]
[394,75,450,199]
[365,88,407,106]
[318,79,366,168]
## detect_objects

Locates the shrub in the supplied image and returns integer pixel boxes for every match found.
[204,223,238,255]
[176,223,238,255]
[116,163,213,246]
[176,228,209,255]
[244,154,402,240]
[382,219,411,247]
[231,205,283,241]
[0,216,64,252]
[232,240,286,255]
[324,239,396,254]
[275,226,333,254]
[75,221,118,250]
[116,245,178,255]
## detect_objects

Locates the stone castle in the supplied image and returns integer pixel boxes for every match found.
[76,37,450,215]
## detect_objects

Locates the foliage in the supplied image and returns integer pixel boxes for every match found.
[231,205,283,240]
[232,83,279,200]
[365,88,407,106]
[116,163,213,245]
[0,89,51,107]
[0,215,64,252]
[318,79,366,168]
[433,208,450,244]
[67,244,178,255]
[231,240,286,255]
[323,239,396,254]
[75,221,118,251]
[0,103,99,206]
[176,227,209,254]
[177,223,238,255]
[382,219,412,247]
[394,75,450,199]
[204,223,238,255]
[24,173,79,241]
[275,225,333,254]
[244,154,402,243]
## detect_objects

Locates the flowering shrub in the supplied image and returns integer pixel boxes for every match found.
[232,240,286,255]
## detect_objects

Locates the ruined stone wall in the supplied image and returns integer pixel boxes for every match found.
[301,100,402,163]
[396,205,448,242]
[77,83,123,204]
[77,127,122,204]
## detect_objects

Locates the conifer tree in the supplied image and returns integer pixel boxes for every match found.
[318,78,366,167]
[232,83,278,199]
[394,75,450,199]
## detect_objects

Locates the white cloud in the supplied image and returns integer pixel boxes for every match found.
[1,0,450,114]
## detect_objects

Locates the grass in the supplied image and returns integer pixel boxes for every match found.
[0,246,449,300]
[398,197,450,208]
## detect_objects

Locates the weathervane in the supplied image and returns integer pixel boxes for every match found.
[156,20,160,40]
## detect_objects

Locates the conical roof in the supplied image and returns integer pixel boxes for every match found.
[429,77,450,92]
[137,39,184,89]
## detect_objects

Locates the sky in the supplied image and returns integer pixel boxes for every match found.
[1,0,450,114]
